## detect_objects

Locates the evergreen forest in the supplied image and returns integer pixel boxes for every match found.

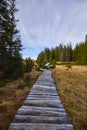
[36,35,87,68]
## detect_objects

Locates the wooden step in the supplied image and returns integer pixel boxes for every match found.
[21,106,65,112]
[17,108,66,116]
[13,115,70,124]
[9,123,74,130]
[23,100,63,108]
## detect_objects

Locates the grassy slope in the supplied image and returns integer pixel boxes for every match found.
[0,70,41,130]
[52,65,87,130]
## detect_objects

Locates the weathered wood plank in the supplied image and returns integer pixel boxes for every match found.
[9,123,74,130]
[21,106,65,112]
[17,108,66,116]
[13,115,70,124]
[23,100,63,108]
[29,93,58,96]
[26,97,60,100]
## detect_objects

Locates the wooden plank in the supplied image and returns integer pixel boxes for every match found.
[13,115,70,124]
[26,97,59,100]
[23,100,63,108]
[29,93,58,96]
[9,123,74,130]
[29,91,58,95]
[27,95,59,98]
[17,108,66,116]
[21,106,65,112]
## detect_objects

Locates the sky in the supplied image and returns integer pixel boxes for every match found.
[16,0,87,59]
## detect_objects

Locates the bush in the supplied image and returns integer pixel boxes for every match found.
[17,80,26,89]
[34,65,40,71]
[24,75,30,86]
[66,63,72,69]
[25,58,34,72]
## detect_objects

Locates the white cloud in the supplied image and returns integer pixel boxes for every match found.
[19,22,28,36]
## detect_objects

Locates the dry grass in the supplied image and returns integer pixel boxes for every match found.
[52,65,87,130]
[0,70,41,130]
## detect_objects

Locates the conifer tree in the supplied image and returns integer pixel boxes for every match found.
[50,48,55,63]
[66,43,73,62]
[0,0,23,78]
[54,46,59,62]
[36,51,46,68]
[0,0,9,71]
[44,47,50,63]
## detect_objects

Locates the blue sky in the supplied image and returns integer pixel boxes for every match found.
[16,0,87,59]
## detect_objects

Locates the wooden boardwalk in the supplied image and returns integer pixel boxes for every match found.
[8,70,74,130]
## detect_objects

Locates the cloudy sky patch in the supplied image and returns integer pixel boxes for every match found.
[16,0,87,59]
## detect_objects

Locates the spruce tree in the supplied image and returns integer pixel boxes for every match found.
[0,0,23,78]
[50,48,55,63]
[44,47,50,63]
[66,43,73,62]
[54,46,59,62]
[36,51,46,68]
[0,0,9,72]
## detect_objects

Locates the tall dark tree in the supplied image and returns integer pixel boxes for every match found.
[73,43,79,62]
[66,43,73,62]
[44,47,50,63]
[54,46,59,62]
[63,45,67,61]
[58,44,64,61]
[0,0,23,78]
[50,48,55,63]
[0,0,9,71]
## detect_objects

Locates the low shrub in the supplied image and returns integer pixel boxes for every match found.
[66,63,72,69]
[24,75,31,86]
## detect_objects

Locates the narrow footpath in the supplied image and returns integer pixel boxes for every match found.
[8,70,74,130]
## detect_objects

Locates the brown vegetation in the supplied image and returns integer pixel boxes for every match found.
[0,70,41,130]
[52,65,87,130]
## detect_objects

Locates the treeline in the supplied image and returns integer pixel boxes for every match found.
[0,0,34,79]
[36,35,87,68]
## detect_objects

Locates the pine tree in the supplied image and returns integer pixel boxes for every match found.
[44,47,50,63]
[63,45,67,61]
[50,48,55,63]
[58,44,64,61]
[0,0,23,78]
[36,51,46,68]
[54,46,59,62]
[0,0,9,72]
[66,43,73,62]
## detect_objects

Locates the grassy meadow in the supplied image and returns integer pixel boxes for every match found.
[0,70,41,130]
[52,65,87,130]
[0,65,87,130]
